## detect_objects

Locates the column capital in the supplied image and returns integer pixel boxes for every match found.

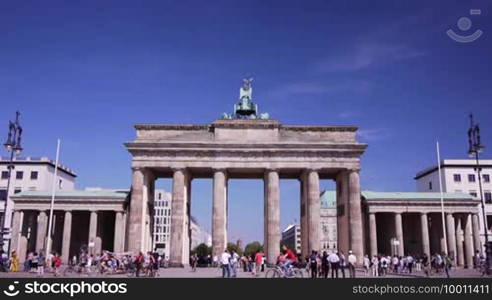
[264,168,279,173]
[131,166,144,172]
[212,167,228,174]
[420,212,428,216]
[171,167,189,175]
[347,167,361,173]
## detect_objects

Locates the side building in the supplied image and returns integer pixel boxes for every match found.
[1,156,76,252]
[281,190,337,254]
[152,189,211,258]
[415,159,492,247]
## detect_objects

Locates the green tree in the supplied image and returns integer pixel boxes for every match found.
[227,242,243,256]
[244,241,263,256]
[193,243,212,258]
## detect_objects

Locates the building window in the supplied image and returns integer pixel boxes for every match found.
[30,171,38,180]
[1,171,8,180]
[468,174,476,182]
[485,192,492,204]
[16,171,23,180]
[484,174,490,183]
[469,191,478,198]
[0,189,6,201]
[428,181,433,190]
[453,174,461,182]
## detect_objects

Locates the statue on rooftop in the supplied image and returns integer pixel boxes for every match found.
[239,77,253,100]
[221,77,269,120]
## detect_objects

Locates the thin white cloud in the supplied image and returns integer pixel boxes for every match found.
[357,128,392,141]
[316,43,427,73]
[266,79,371,100]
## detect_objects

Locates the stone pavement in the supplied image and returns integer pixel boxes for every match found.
[0,267,489,278]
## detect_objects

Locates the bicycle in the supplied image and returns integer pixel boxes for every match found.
[265,264,304,278]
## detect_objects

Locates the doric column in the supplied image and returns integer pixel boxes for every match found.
[368,213,378,257]
[264,169,280,265]
[348,169,363,263]
[113,211,125,253]
[336,171,349,255]
[471,214,481,254]
[464,214,474,268]
[88,210,98,255]
[170,168,190,267]
[127,167,154,253]
[306,169,320,253]
[446,213,457,262]
[61,210,72,263]
[36,210,48,252]
[212,169,227,259]
[10,210,22,255]
[127,167,144,253]
[420,213,430,258]
[395,212,404,257]
[455,216,464,266]
[299,175,309,258]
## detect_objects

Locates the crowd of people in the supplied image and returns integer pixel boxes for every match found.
[0,246,489,278]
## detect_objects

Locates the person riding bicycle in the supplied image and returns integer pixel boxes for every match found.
[280,245,298,276]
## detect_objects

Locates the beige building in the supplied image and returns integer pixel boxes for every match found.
[10,189,127,263]
[415,159,492,248]
[1,156,76,252]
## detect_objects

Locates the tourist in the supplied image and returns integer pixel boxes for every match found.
[24,252,33,272]
[328,251,339,278]
[31,252,39,274]
[261,254,266,272]
[37,252,45,277]
[10,251,19,272]
[321,251,329,278]
[363,255,370,276]
[241,255,250,272]
[339,252,346,278]
[309,250,317,278]
[422,253,430,277]
[53,253,62,277]
[87,254,94,274]
[220,249,231,278]
[213,255,218,268]
[380,255,388,276]
[46,252,54,273]
[230,250,239,278]
[347,250,357,278]
[134,251,144,277]
[0,250,7,272]
[371,255,379,277]
[254,250,264,276]
[406,254,414,274]
[442,253,452,278]
[279,245,297,277]
[391,255,399,273]
[190,253,198,272]
[473,250,481,269]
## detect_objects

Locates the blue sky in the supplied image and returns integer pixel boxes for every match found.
[1,0,491,244]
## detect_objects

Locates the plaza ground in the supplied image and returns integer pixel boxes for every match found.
[0,267,488,278]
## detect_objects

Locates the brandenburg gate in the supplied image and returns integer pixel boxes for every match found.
[124,79,367,266]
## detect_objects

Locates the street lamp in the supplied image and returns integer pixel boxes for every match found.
[1,111,23,251]
[467,113,490,274]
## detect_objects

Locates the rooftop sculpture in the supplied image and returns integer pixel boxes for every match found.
[221,78,269,120]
